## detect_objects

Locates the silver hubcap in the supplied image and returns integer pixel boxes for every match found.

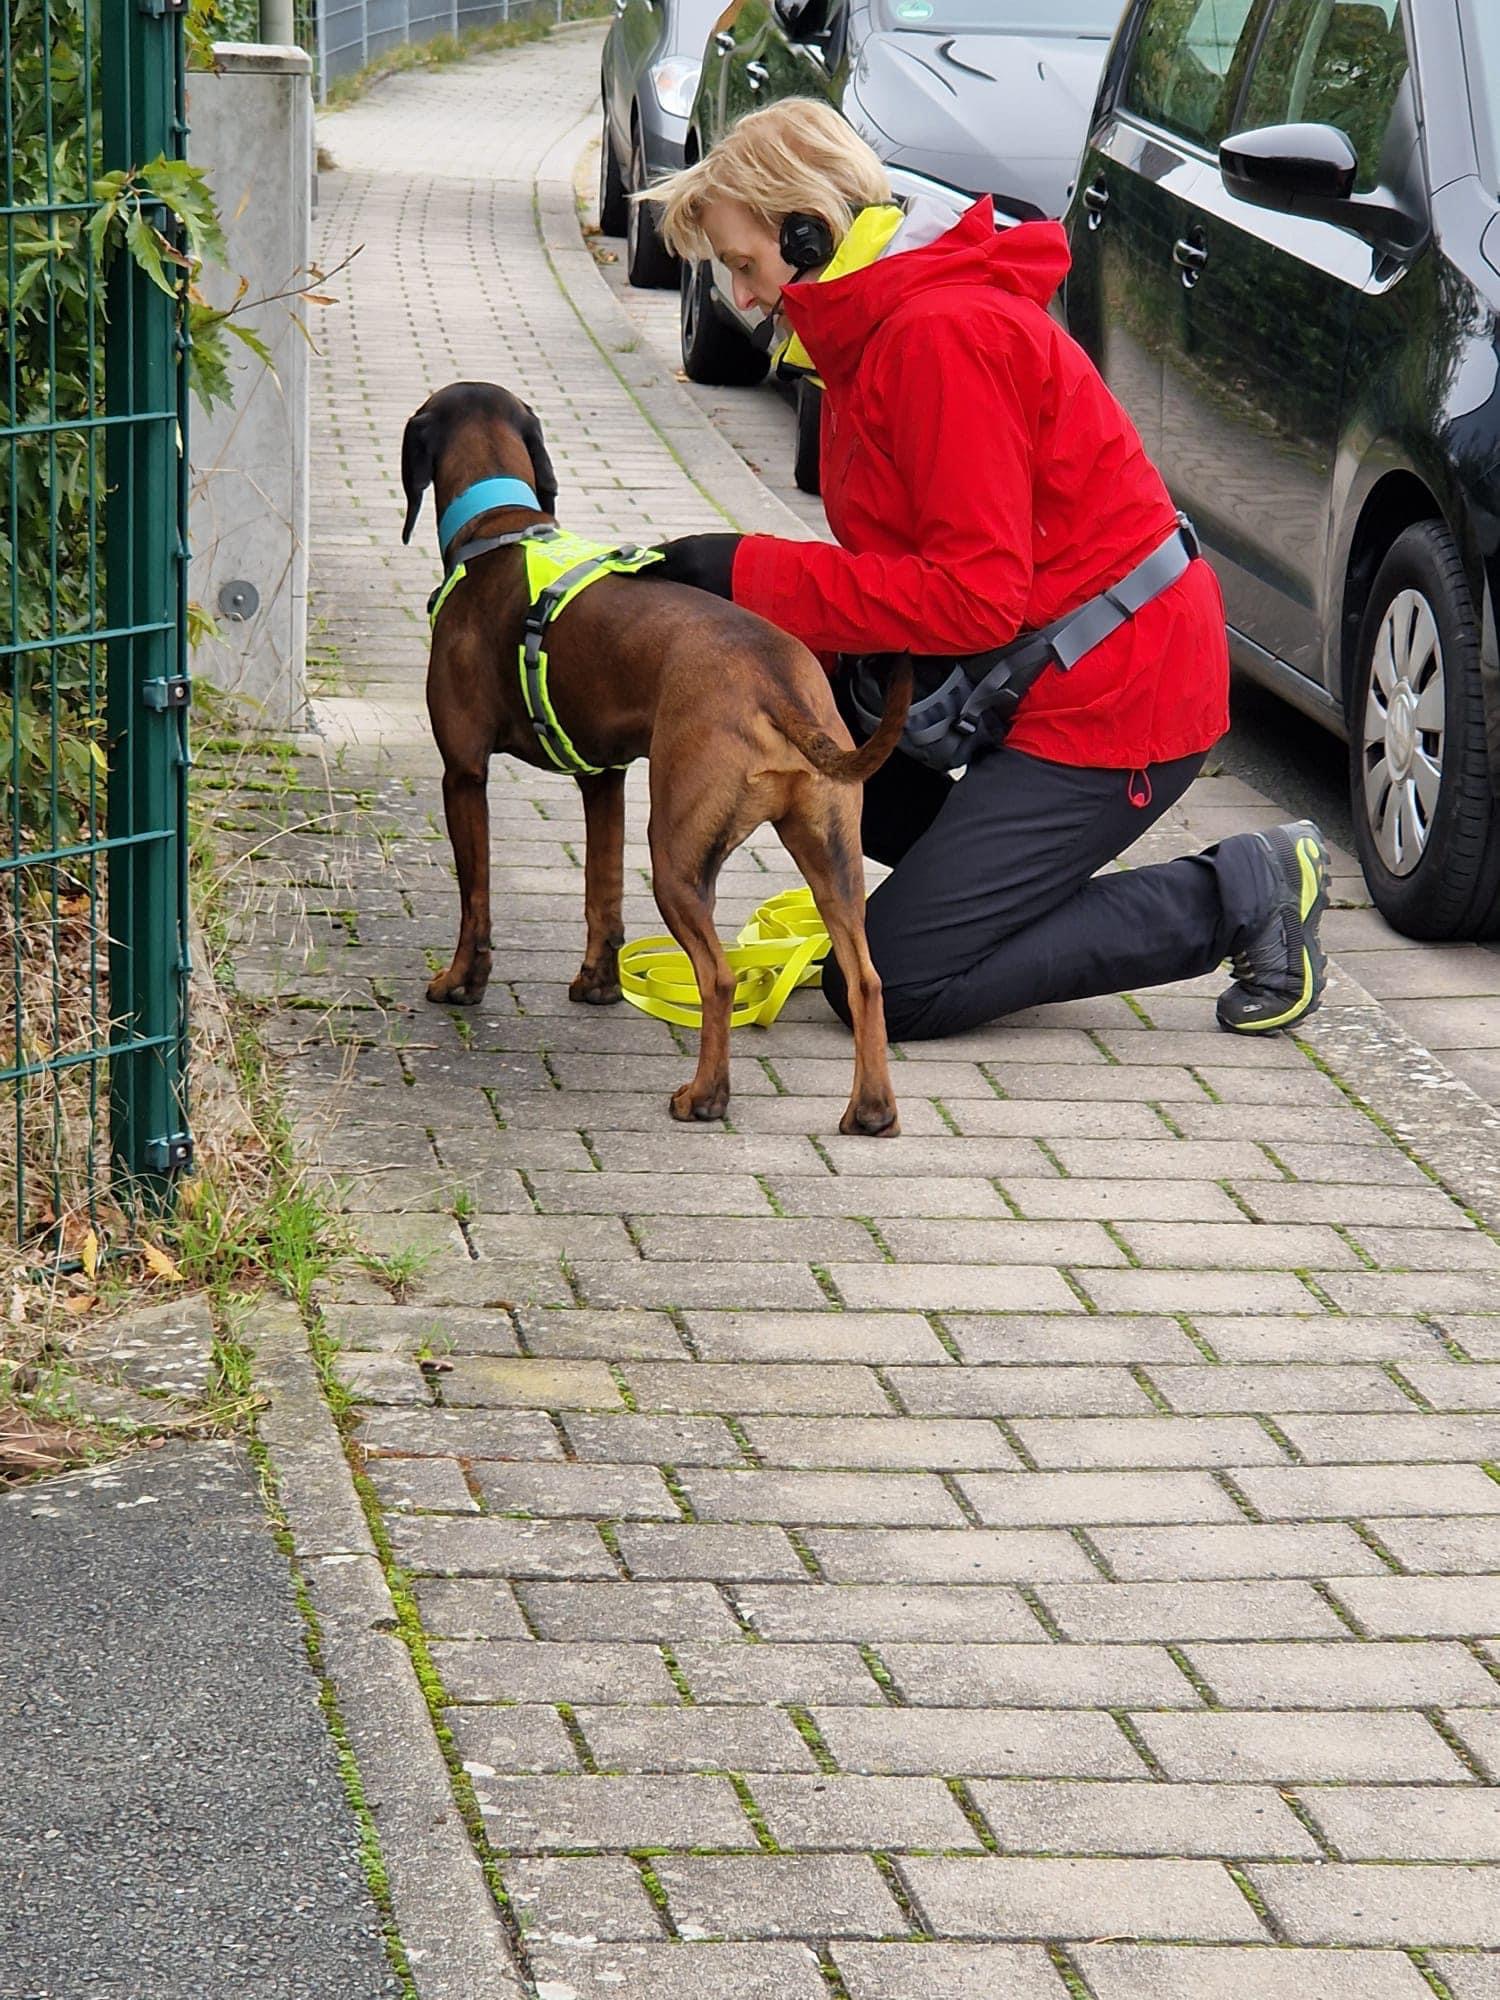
[1361,587,1445,877]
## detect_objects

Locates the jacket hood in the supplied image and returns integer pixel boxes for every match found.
[778,198,1071,387]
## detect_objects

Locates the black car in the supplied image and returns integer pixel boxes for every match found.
[1064,0,1500,939]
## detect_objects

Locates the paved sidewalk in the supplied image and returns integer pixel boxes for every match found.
[226,30,1500,1998]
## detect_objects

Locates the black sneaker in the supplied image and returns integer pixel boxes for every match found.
[1216,821,1330,1034]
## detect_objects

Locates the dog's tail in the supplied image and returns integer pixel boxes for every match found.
[774,658,914,784]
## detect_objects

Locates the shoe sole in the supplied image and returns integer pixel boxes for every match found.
[1224,827,1330,1034]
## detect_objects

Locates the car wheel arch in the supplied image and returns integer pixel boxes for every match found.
[1337,469,1448,720]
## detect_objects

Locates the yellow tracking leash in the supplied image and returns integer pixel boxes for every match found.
[619,886,831,1030]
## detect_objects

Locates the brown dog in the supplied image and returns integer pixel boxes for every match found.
[401,381,913,1135]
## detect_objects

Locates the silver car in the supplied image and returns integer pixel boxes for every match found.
[600,0,727,288]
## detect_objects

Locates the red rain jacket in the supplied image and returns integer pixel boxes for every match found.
[730,199,1230,770]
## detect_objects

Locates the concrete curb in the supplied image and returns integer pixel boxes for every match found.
[251,1301,528,2000]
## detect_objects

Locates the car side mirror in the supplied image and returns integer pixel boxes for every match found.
[1220,120,1424,253]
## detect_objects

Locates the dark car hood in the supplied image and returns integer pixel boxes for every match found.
[849,30,1107,217]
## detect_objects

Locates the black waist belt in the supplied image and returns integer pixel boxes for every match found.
[848,514,1201,772]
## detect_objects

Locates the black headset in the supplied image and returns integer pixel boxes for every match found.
[779,211,836,273]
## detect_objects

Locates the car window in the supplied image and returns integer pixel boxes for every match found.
[1240,0,1410,194]
[876,0,1119,31]
[1125,0,1267,150]
[1459,0,1500,194]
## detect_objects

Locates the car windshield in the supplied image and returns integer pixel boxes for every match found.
[1462,1,1500,193]
[876,0,1120,34]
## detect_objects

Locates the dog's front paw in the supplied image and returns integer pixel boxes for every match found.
[428,964,489,1006]
[569,969,622,1007]
[670,1081,729,1124]
[839,1097,900,1138]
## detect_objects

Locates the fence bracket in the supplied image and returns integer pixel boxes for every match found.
[144,1133,195,1175]
[143,675,192,711]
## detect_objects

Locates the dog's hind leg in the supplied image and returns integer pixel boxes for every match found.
[777,788,900,1137]
[570,769,626,1006]
[649,835,736,1124]
[428,758,493,1005]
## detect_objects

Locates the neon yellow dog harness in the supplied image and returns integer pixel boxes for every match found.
[429,526,664,775]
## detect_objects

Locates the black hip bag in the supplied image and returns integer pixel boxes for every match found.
[847,514,1200,773]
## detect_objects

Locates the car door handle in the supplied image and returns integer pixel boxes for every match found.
[745,60,770,90]
[715,29,736,52]
[1173,234,1209,277]
[1083,177,1109,230]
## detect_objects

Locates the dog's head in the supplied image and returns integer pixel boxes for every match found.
[400,381,558,544]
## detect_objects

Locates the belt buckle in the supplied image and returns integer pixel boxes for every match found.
[1176,511,1201,562]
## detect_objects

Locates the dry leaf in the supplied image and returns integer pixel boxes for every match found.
[81,1229,99,1280]
[62,1293,97,1317]
[8,1286,25,1326]
[141,1242,184,1283]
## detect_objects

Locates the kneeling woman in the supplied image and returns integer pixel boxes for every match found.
[643,101,1327,1044]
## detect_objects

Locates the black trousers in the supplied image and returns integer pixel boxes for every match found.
[823,686,1279,1043]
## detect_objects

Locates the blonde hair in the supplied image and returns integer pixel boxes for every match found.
[645,99,892,262]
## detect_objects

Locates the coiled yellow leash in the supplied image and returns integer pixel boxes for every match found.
[619,886,831,1030]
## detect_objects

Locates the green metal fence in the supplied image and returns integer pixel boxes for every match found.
[3,0,192,1262]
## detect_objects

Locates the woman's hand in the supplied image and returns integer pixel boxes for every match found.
[649,533,741,599]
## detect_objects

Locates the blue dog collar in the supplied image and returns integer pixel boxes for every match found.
[438,477,539,554]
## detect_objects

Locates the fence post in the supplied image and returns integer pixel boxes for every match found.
[102,0,192,1204]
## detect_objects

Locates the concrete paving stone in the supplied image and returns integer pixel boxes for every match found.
[1397,1363,1500,1411]
[1079,1270,1325,1315]
[1046,1140,1284,1180]
[1436,1319,1500,1361]
[803,1528,1100,1585]
[774,1057,998,1100]
[443,1703,579,1773]
[476,1775,754,1853]
[437,1128,598,1175]
[878,1642,1199,1708]
[470,1463,679,1520]
[574,1262,835,1311]
[940,1097,1176,1139]
[1426,1957,1500,2000]
[956,1470,1244,1527]
[716,1095,952,1137]
[767,1176,1013,1219]
[810,1705,1146,1778]
[971,1779,1319,1858]
[902,1854,1267,1942]
[1246,1862,1500,1946]
[333,1351,433,1404]
[887,1366,1153,1418]
[998,1179,1248,1222]
[1297,1785,1500,1861]
[1450,1710,1500,1772]
[1330,1575,1500,1637]
[1186,1639,1499,1708]
[504,1855,663,1945]
[1372,1517,1500,1573]
[1113,1222,1359,1270]
[1230,1181,1476,1227]
[560,1414,747,1465]
[670,1642,885,1706]
[1094,1029,1301,1068]
[1014,1417,1287,1469]
[1318,1273,1500,1315]
[1187,1066,1353,1107]
[412,1578,530,1639]
[749,1774,984,1851]
[1132,1710,1471,1783]
[1038,1580,1350,1641]
[1168,1104,1383,1147]
[1232,1463,1500,1519]
[736,1584,1046,1643]
[574,1705,818,1774]
[365,1455,478,1513]
[652,1854,906,1939]
[613,1523,809,1582]
[431,1640,680,1705]
[1071,1944,1433,1998]
[513,1308,689,1361]
[1194,1315,1446,1361]
[825,1264,1089,1314]
[943,1316,1203,1364]
[525,1172,775,1215]
[1257,1144,1435,1186]
[1091,1521,1384,1580]
[440,1356,626,1411]
[681,1311,952,1365]
[323,1302,522,1354]
[984,1062,1212,1102]
[524,1941,828,2000]
[389,1514,616,1579]
[811,1136,1055,1177]
[518,1582,746,1642]
[620,1363,893,1416]
[1273,1415,1500,1462]
[1351,1229,1500,1272]
[830,1941,1065,1999]
[679,1470,966,1527]
[587,1133,833,1176]
[465,1214,639,1265]
[1145,1365,1411,1413]
[544,1053,777,1097]
[634,1217,882,1264]
[743,1418,1021,1471]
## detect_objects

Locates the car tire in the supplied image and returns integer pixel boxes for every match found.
[625,118,678,290]
[794,380,822,495]
[1348,518,1500,939]
[598,113,628,237]
[679,255,769,386]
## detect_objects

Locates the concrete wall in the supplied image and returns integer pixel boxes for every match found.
[187,46,313,730]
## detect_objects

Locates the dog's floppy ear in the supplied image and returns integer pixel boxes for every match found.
[400,408,435,545]
[518,403,559,518]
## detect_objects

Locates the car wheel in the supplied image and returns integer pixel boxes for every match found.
[794,380,822,495]
[625,119,678,290]
[1349,518,1500,939]
[679,255,769,386]
[598,112,628,236]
